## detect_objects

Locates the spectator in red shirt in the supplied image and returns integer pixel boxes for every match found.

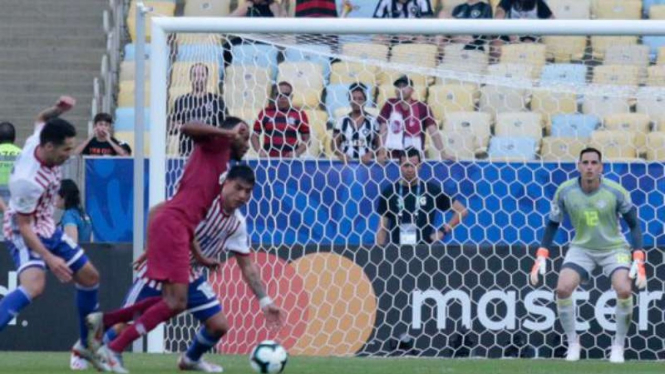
[295,0,338,17]
[251,82,311,158]
[378,76,446,159]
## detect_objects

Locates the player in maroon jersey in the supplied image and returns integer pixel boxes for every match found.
[90,116,249,373]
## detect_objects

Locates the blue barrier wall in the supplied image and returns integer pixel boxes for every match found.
[85,159,665,246]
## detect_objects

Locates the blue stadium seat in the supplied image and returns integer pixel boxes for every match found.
[644,0,665,15]
[176,44,226,79]
[488,136,538,160]
[540,63,587,85]
[642,36,665,61]
[284,45,332,81]
[550,114,600,138]
[324,83,375,118]
[124,43,151,61]
[230,44,279,79]
[335,0,377,18]
[114,107,151,131]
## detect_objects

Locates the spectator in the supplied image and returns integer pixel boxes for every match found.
[494,0,554,54]
[56,179,93,243]
[230,0,288,17]
[378,76,447,159]
[437,0,494,52]
[252,82,311,158]
[376,148,468,246]
[295,0,338,17]
[373,0,434,18]
[73,113,131,156]
[170,63,228,155]
[0,122,22,185]
[332,83,386,164]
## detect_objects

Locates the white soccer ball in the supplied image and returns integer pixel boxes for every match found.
[249,340,288,373]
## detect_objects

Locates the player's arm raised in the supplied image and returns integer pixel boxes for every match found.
[235,254,285,332]
[623,207,647,289]
[180,122,247,142]
[36,96,76,123]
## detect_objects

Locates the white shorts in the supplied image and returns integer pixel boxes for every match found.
[561,246,631,281]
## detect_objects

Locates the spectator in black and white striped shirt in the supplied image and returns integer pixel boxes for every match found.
[332,83,387,164]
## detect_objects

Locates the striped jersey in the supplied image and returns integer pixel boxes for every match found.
[3,123,61,241]
[333,113,380,159]
[253,107,310,157]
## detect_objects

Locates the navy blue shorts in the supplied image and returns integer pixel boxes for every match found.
[122,275,222,322]
[6,228,88,275]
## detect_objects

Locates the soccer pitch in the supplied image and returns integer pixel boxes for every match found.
[0,353,662,374]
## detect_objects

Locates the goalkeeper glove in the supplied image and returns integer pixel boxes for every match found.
[529,247,549,286]
[629,250,647,290]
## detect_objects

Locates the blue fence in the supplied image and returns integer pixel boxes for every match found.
[85,159,665,246]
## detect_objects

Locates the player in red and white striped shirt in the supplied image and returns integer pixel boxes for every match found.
[87,164,283,372]
[0,97,106,370]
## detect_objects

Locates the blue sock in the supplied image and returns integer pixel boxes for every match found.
[103,327,119,345]
[186,327,221,362]
[0,286,32,332]
[76,284,99,347]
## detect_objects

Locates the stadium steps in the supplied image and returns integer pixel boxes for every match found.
[0,0,107,144]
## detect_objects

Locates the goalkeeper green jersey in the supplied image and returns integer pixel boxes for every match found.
[549,177,632,250]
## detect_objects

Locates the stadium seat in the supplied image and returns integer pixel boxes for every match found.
[170,62,220,92]
[391,44,438,68]
[127,1,176,42]
[183,0,231,16]
[604,45,650,68]
[495,112,544,142]
[488,136,538,161]
[542,36,587,62]
[176,44,226,65]
[582,94,631,118]
[118,81,150,107]
[592,65,641,86]
[330,62,378,86]
[539,63,587,85]
[479,86,528,118]
[378,70,429,87]
[174,33,225,45]
[440,44,489,76]
[644,0,665,15]
[590,36,638,60]
[647,65,665,85]
[229,107,261,126]
[588,130,638,160]
[230,44,280,79]
[223,65,272,109]
[115,131,150,155]
[592,0,642,19]
[376,84,427,106]
[500,44,547,76]
[603,113,652,153]
[123,44,151,61]
[547,0,591,19]
[550,114,600,138]
[530,89,578,127]
[443,111,492,152]
[119,61,151,82]
[646,132,665,160]
[303,109,332,158]
[487,63,534,80]
[540,136,587,161]
[341,42,389,62]
[114,107,150,131]
[428,84,479,123]
[277,62,325,108]
[636,87,665,127]
[642,36,665,61]
[324,83,375,119]
[284,45,332,80]
[650,4,665,17]
[441,132,478,160]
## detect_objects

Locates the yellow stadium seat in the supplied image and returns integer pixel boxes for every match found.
[636,87,665,128]
[223,65,272,109]
[115,131,150,155]
[592,65,640,87]
[170,62,220,92]
[495,112,544,142]
[443,111,492,151]
[646,132,665,160]
[650,4,665,19]
[530,89,578,129]
[441,132,478,160]
[378,70,429,87]
[500,43,547,76]
[487,63,535,80]
[592,0,642,20]
[589,130,638,160]
[590,36,638,60]
[183,0,231,16]
[542,36,587,62]
[119,61,151,82]
[228,107,261,127]
[330,62,378,85]
[174,33,225,45]
[540,137,587,161]
[127,1,176,42]
[603,113,651,153]
[548,0,591,19]
[427,84,479,123]
[302,109,331,158]
[439,44,489,76]
[479,85,528,118]
[376,84,427,107]
[657,47,665,65]
[341,43,389,62]
[604,45,650,68]
[391,43,439,68]
[582,94,631,118]
[277,62,325,108]
[647,65,665,86]
[118,81,150,108]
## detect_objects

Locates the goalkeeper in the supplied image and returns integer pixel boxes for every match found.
[530,147,646,364]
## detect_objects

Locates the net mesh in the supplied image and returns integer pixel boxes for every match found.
[152,31,665,359]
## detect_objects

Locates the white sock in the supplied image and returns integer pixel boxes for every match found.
[557,297,577,344]
[614,297,633,348]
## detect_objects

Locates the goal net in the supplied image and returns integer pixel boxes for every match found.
[146,18,665,359]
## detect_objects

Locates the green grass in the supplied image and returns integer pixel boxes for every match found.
[0,352,662,374]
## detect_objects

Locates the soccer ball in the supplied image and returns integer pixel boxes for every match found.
[249,340,288,373]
